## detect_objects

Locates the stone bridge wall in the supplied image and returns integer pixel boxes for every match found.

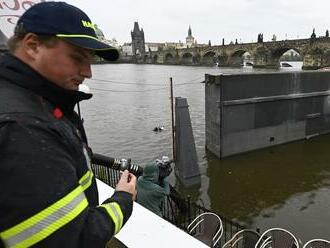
[144,37,330,70]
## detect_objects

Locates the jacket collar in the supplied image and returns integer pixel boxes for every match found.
[0,53,92,114]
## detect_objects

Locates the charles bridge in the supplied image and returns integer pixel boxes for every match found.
[137,37,330,70]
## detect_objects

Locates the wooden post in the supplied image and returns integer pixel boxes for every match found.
[170,77,176,161]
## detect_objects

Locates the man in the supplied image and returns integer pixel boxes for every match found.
[0,2,136,247]
[137,156,172,217]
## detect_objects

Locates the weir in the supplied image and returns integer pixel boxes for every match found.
[205,71,330,158]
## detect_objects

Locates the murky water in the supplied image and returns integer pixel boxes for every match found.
[80,62,330,241]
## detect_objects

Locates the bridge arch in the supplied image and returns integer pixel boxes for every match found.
[273,48,302,60]
[214,51,229,66]
[202,51,216,65]
[228,50,250,66]
[193,54,201,64]
[181,53,194,65]
[164,53,176,64]
[143,54,149,63]
[152,54,158,64]
[276,48,303,68]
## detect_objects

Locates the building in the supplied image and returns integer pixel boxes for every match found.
[95,24,106,41]
[94,24,118,47]
[186,25,195,48]
[131,22,145,55]
[121,42,133,56]
[164,41,185,50]
[122,23,205,56]
[145,42,163,52]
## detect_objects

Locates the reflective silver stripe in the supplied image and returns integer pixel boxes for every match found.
[82,146,92,170]
[109,204,121,234]
[5,192,86,247]
[99,202,124,235]
[79,170,93,191]
[2,189,88,248]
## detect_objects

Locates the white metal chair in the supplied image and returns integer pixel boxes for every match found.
[187,212,223,247]
[255,227,300,248]
[303,239,330,248]
[222,229,261,248]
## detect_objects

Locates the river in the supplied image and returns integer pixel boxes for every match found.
[80,61,330,241]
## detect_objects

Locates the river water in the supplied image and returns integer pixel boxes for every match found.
[80,62,330,241]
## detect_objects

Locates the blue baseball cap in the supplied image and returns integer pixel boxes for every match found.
[16,1,119,61]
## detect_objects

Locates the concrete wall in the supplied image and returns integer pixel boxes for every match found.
[205,71,330,158]
[174,97,200,186]
[205,75,221,156]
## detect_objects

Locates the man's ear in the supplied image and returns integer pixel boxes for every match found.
[20,33,41,60]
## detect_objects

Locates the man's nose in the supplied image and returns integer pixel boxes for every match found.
[80,62,92,79]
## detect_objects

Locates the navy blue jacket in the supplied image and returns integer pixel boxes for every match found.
[0,54,132,247]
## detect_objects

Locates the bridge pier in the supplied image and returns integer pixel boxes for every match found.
[302,50,328,70]
[201,56,215,66]
[253,52,280,69]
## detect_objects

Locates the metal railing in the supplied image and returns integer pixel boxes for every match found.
[161,187,246,247]
[91,161,245,247]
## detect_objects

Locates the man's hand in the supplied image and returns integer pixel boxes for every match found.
[115,170,137,200]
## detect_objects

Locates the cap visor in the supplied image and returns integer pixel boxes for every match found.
[60,36,119,61]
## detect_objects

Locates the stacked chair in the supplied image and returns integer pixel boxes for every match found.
[303,239,330,248]
[222,229,261,248]
[187,212,223,248]
[187,216,329,248]
[254,227,300,248]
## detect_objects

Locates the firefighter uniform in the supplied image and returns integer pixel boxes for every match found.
[0,53,133,247]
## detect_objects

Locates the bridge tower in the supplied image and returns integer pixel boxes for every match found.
[131,22,145,56]
[186,25,195,48]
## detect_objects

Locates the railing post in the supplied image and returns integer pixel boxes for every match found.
[187,195,191,227]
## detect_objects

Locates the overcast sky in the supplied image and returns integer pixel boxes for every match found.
[2,0,329,45]
[62,0,330,45]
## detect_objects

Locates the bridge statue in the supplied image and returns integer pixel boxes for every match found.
[272,34,277,42]
[311,28,316,39]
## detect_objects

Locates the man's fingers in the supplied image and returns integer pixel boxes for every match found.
[128,174,137,185]
[115,170,137,201]
[120,170,129,181]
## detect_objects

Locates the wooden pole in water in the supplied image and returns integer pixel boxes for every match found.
[170,77,176,161]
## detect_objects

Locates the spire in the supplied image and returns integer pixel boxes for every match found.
[133,22,140,32]
[188,25,192,37]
